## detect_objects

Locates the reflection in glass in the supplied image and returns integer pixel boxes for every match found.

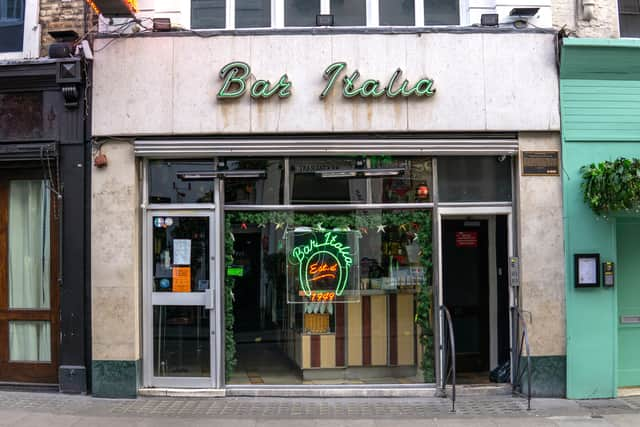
[192,0,225,29]
[285,0,320,27]
[290,158,367,204]
[370,157,433,203]
[379,0,415,25]
[221,158,284,204]
[331,0,366,26]
[152,217,210,292]
[9,180,50,309]
[9,321,51,362]
[437,156,513,202]
[154,306,210,377]
[0,0,24,52]
[227,210,428,385]
[236,0,271,28]
[149,160,215,204]
[424,0,459,25]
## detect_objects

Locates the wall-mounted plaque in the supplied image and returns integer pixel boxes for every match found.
[522,151,560,176]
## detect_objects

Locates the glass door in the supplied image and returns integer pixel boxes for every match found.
[144,211,219,388]
[0,175,58,384]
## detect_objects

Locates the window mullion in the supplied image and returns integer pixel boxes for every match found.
[368,0,379,26]
[415,0,424,26]
[274,0,284,27]
[320,0,330,15]
[227,0,236,29]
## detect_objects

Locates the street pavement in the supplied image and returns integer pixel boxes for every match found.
[0,390,640,426]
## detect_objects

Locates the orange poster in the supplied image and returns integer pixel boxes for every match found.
[172,267,191,292]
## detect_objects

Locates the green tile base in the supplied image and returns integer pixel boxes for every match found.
[92,360,140,398]
[519,355,566,398]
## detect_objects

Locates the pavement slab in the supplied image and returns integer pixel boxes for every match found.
[0,390,639,426]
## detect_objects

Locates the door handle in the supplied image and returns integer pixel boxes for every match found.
[204,288,215,310]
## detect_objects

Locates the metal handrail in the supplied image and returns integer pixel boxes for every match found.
[511,306,532,410]
[440,305,456,412]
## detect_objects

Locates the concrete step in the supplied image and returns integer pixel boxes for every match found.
[444,383,512,396]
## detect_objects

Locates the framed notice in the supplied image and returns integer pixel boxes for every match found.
[455,231,478,248]
[522,151,560,176]
[172,266,191,292]
[574,254,600,288]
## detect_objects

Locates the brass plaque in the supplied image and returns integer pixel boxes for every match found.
[522,151,559,176]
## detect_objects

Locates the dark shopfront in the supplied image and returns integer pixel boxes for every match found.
[0,58,90,393]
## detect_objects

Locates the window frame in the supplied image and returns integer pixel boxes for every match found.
[0,0,39,60]
[618,0,640,37]
[190,0,465,30]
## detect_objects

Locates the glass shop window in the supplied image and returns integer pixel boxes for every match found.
[152,216,210,292]
[148,160,216,204]
[379,0,415,26]
[290,157,368,204]
[285,0,320,27]
[437,156,512,202]
[369,157,433,204]
[192,0,226,29]
[236,0,271,28]
[331,0,366,26]
[0,0,24,52]
[226,209,430,385]
[220,158,284,204]
[424,0,459,25]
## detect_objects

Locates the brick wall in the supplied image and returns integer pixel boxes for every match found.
[39,0,96,57]
[553,0,620,37]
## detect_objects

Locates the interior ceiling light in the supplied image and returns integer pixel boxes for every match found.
[86,0,138,18]
[177,170,266,180]
[316,168,405,178]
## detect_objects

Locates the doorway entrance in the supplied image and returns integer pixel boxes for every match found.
[441,216,510,383]
[0,172,59,384]
[617,218,640,389]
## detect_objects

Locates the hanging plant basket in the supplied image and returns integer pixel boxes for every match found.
[580,157,640,216]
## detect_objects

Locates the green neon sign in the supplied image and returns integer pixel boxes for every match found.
[217,61,292,99]
[291,231,353,297]
[216,61,435,100]
[320,61,435,99]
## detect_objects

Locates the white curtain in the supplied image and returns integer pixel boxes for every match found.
[8,180,51,362]
[9,322,51,362]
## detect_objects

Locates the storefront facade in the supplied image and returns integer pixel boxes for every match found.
[561,38,640,399]
[91,30,565,398]
[0,58,91,393]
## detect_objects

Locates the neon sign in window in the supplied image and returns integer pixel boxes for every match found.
[287,230,360,303]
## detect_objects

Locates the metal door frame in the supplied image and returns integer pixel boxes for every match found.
[142,199,224,388]
[435,206,515,387]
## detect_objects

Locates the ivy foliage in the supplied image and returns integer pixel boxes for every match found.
[223,215,237,382]
[581,158,640,216]
[224,210,434,383]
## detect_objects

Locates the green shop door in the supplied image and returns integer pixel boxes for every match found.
[617,219,640,388]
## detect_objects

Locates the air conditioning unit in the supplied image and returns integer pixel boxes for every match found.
[86,0,138,17]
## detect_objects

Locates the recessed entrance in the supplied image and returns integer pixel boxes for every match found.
[441,216,510,384]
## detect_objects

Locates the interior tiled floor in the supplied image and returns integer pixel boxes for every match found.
[228,338,423,385]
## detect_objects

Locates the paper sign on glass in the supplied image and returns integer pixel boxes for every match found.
[172,266,191,292]
[578,258,597,284]
[173,239,191,265]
